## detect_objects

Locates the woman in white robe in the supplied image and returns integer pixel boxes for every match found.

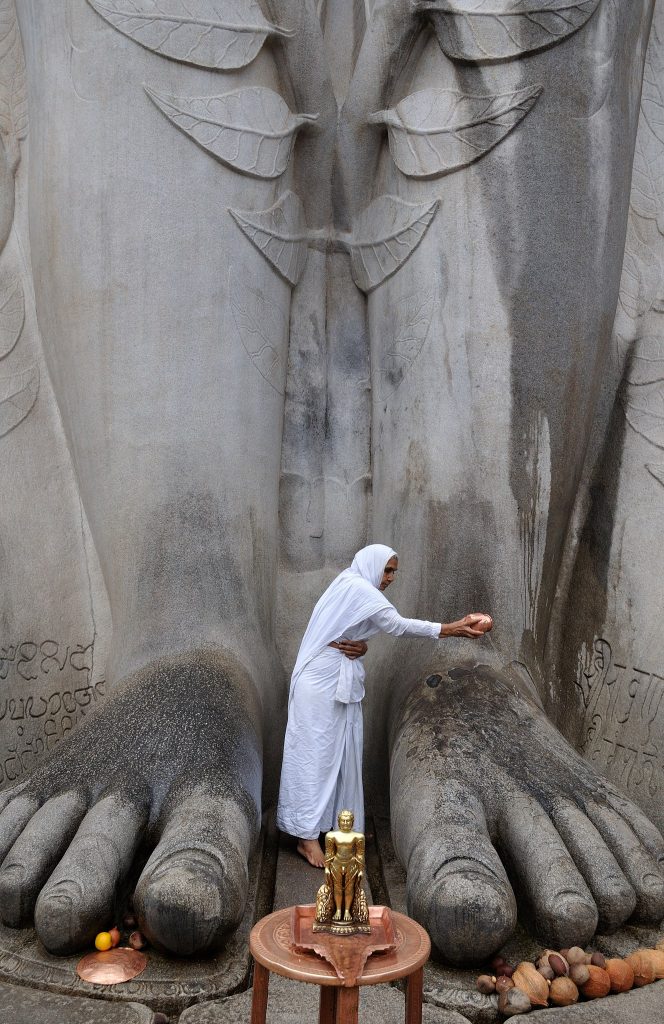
[276,544,490,867]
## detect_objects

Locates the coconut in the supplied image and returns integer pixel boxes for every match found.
[537,950,568,976]
[569,963,590,987]
[605,958,634,993]
[549,977,579,1007]
[641,949,664,980]
[512,962,549,1007]
[498,988,531,1017]
[626,951,656,987]
[579,965,611,999]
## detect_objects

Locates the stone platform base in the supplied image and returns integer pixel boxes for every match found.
[0,815,662,1022]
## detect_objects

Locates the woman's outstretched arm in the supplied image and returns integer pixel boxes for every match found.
[371,607,489,639]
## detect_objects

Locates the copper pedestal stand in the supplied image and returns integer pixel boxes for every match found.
[249,906,430,1024]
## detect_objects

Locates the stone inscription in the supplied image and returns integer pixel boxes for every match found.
[0,639,104,784]
[0,639,93,683]
[577,638,664,799]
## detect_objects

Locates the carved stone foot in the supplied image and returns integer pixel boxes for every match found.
[390,665,664,965]
[0,651,261,956]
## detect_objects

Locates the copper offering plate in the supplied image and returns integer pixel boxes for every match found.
[77,947,148,985]
[290,904,396,986]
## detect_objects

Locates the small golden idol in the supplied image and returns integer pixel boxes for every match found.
[313,809,371,936]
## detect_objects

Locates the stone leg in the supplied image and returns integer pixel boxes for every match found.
[0,3,291,954]
[556,1,664,840]
[365,0,662,960]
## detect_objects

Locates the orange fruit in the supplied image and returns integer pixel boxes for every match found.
[94,931,113,951]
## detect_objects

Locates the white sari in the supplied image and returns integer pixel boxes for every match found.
[276,544,441,839]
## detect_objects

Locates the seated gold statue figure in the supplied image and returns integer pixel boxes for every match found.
[313,810,370,935]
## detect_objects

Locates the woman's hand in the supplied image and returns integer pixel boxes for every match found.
[440,614,493,639]
[335,640,368,660]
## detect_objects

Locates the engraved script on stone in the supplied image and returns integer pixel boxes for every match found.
[578,639,664,802]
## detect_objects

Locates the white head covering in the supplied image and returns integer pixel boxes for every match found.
[348,544,396,589]
[290,544,397,704]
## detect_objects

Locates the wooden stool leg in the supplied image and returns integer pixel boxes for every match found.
[319,985,338,1024]
[335,986,359,1024]
[250,961,270,1024]
[405,967,424,1024]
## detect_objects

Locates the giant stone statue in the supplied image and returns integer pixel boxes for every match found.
[0,0,662,1002]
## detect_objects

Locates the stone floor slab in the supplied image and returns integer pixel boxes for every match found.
[0,980,156,1023]
[528,980,664,1022]
[180,973,470,1024]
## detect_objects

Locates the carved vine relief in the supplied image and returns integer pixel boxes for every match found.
[617,9,664,481]
[85,0,602,306]
[0,0,37,440]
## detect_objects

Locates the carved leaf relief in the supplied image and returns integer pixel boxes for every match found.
[641,45,664,150]
[370,85,541,178]
[623,388,664,451]
[378,289,434,398]
[0,272,23,359]
[418,0,601,63]
[623,335,664,450]
[86,0,293,70]
[631,130,664,232]
[229,269,287,394]
[0,363,38,438]
[0,0,27,145]
[647,464,664,488]
[349,195,439,293]
[229,190,308,286]
[145,86,317,179]
[618,222,662,322]
[625,335,664,389]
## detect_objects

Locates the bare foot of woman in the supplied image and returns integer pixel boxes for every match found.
[297,839,325,868]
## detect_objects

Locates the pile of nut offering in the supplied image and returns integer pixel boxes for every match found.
[476,939,664,1016]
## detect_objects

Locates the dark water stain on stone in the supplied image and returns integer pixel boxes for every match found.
[465,4,644,676]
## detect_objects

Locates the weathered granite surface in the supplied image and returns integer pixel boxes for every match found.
[527,982,664,1023]
[0,2,661,1019]
[0,981,156,1024]
[179,977,471,1024]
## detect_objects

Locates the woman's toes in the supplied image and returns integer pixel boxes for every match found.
[34,793,146,954]
[134,790,255,956]
[500,793,598,947]
[0,790,88,927]
[297,840,325,868]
